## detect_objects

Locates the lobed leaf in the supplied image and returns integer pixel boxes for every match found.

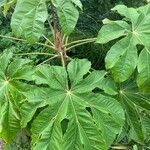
[0,51,35,143]
[21,59,124,150]
[118,80,150,143]
[97,3,150,85]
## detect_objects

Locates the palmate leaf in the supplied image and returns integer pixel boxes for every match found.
[118,81,150,143]
[0,51,35,143]
[96,3,150,89]
[51,0,81,35]
[11,0,48,43]
[100,77,150,144]
[21,59,124,150]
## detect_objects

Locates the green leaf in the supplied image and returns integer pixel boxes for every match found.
[20,88,48,128]
[98,76,118,96]
[96,20,130,44]
[34,65,68,90]
[51,0,79,35]
[138,3,150,16]
[142,115,150,140]
[111,41,138,82]
[67,59,91,87]
[0,0,5,6]
[132,16,150,51]
[105,36,138,82]
[123,99,144,144]
[96,78,149,144]
[22,59,124,150]
[0,51,35,143]
[112,5,139,25]
[119,80,150,113]
[97,4,150,83]
[11,0,48,43]
[137,48,150,93]
[105,36,130,69]
[118,80,150,143]
[71,0,82,9]
[72,70,106,93]
[0,100,20,143]
[0,50,13,72]
[0,0,16,16]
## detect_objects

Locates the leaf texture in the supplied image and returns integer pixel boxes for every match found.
[97,3,150,86]
[0,51,35,143]
[21,59,124,150]
[11,0,48,43]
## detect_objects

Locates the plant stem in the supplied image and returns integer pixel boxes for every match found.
[14,52,55,56]
[37,55,58,66]
[48,20,55,38]
[36,42,55,50]
[66,39,96,51]
[65,36,69,49]
[65,38,96,47]
[0,34,55,50]
[42,34,55,47]
[0,34,26,42]
[59,52,66,68]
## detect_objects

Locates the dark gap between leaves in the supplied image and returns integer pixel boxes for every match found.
[61,118,69,135]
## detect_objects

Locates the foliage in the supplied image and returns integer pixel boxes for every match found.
[0,0,150,150]
[97,4,150,92]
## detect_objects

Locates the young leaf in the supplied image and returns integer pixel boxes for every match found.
[22,59,124,150]
[51,0,80,35]
[11,0,48,43]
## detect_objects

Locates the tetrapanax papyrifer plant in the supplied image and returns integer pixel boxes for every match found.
[0,0,150,149]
